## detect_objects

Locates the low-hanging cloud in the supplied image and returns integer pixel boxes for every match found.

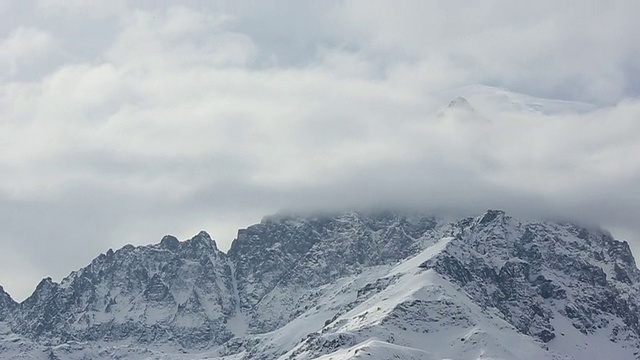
[1,1,639,301]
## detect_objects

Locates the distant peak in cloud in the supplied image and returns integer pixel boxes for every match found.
[442,84,597,116]
[437,95,479,121]
[447,96,474,111]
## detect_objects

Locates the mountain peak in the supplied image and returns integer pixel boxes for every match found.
[186,230,218,250]
[0,284,17,314]
[478,209,506,225]
[160,235,180,250]
[35,277,55,289]
[437,95,479,120]
[196,230,212,239]
[447,96,474,111]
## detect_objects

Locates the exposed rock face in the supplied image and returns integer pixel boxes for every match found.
[421,210,640,346]
[12,231,236,348]
[0,286,16,321]
[229,212,437,331]
[1,210,640,359]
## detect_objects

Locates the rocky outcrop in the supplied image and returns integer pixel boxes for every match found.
[0,286,16,321]
[12,231,236,348]
[421,210,640,346]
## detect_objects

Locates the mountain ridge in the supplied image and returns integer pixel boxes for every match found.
[0,209,639,359]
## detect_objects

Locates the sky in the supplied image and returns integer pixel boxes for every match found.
[1,0,640,301]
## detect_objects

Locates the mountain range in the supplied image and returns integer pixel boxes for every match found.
[0,210,638,359]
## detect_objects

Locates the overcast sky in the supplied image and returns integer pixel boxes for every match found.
[1,0,640,301]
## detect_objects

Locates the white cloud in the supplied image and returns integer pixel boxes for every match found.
[0,2,640,301]
[334,1,640,104]
[0,26,59,78]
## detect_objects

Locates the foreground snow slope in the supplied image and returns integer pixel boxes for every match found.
[281,237,562,360]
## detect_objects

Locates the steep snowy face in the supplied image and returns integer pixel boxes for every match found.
[273,211,640,360]
[0,286,16,321]
[12,231,237,348]
[228,212,437,332]
[421,210,640,348]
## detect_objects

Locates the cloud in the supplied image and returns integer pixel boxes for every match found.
[334,1,640,104]
[0,26,61,79]
[0,2,640,301]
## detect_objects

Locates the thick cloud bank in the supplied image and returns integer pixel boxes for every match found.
[1,1,639,300]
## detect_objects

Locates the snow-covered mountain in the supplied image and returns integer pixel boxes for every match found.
[12,231,236,349]
[438,85,596,116]
[0,210,639,359]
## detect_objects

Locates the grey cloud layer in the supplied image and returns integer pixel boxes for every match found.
[1,1,639,300]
